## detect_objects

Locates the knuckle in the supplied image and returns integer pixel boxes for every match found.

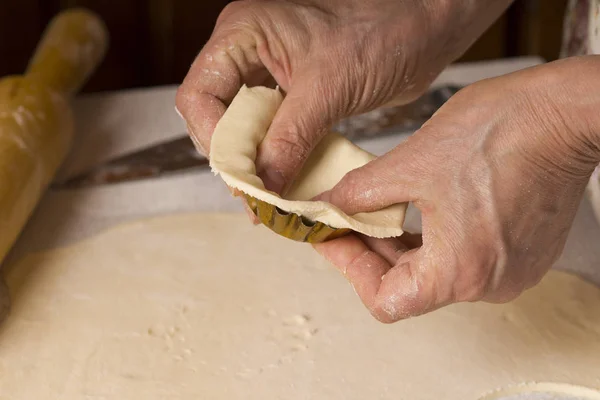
[336,169,365,204]
[331,170,363,215]
[340,169,363,190]
[175,83,206,115]
[217,1,248,24]
[216,1,264,35]
[269,135,310,161]
[272,129,312,156]
[174,86,202,125]
[268,126,315,170]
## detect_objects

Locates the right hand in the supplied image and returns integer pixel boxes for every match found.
[176,0,514,194]
[314,57,600,322]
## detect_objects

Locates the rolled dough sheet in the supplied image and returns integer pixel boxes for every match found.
[209,85,406,238]
[1,213,600,399]
[481,382,600,400]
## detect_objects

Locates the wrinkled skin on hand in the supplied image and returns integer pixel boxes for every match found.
[315,57,600,323]
[176,0,513,193]
[175,0,600,323]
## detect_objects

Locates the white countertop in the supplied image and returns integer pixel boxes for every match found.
[8,57,600,285]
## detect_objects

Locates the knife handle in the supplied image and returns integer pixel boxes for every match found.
[26,8,108,97]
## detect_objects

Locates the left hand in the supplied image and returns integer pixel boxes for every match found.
[314,56,600,323]
[176,0,512,194]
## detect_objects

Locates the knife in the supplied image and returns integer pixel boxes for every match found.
[56,84,461,188]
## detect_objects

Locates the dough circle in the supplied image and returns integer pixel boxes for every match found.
[1,213,600,399]
[479,382,600,400]
[209,85,406,238]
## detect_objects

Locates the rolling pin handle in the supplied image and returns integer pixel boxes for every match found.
[25,8,109,97]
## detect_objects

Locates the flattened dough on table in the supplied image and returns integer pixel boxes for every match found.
[209,85,406,238]
[480,382,600,400]
[1,213,600,399]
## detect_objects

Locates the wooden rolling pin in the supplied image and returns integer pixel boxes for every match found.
[0,9,108,264]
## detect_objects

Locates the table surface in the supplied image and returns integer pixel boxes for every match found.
[7,56,600,286]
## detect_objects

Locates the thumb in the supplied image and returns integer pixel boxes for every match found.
[256,76,337,194]
[371,249,456,322]
[318,143,422,215]
[317,235,460,323]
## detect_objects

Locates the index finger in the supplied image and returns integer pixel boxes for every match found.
[175,28,270,155]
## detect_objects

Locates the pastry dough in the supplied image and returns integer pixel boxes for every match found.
[480,382,600,400]
[209,85,406,238]
[1,213,600,399]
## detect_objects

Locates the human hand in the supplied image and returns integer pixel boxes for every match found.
[315,57,600,323]
[176,0,513,194]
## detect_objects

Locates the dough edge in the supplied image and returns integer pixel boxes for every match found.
[209,85,406,238]
[479,382,600,400]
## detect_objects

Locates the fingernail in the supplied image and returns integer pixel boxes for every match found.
[175,105,184,120]
[187,123,208,156]
[260,169,286,193]
[243,201,260,225]
[231,188,260,225]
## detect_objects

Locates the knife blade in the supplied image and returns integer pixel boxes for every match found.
[334,84,460,139]
[56,84,461,188]
[55,136,209,188]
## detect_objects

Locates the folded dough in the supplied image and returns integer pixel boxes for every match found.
[209,85,406,238]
